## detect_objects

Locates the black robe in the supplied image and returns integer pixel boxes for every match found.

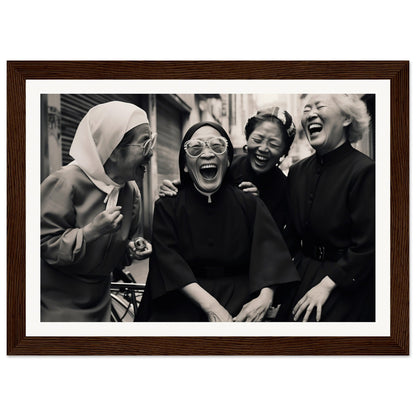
[285,141,375,322]
[229,154,288,232]
[137,183,299,321]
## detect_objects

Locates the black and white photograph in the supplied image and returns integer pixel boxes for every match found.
[22,77,393,340]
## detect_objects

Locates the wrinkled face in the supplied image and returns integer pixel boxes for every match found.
[184,126,230,194]
[107,123,153,183]
[301,95,351,154]
[247,121,286,174]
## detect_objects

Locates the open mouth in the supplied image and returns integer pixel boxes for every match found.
[308,123,323,137]
[199,163,218,180]
[254,154,269,166]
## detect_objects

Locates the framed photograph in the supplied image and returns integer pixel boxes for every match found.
[7,61,409,355]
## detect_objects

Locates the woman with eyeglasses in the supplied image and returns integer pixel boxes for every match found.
[160,107,296,234]
[287,94,375,322]
[137,121,299,322]
[41,101,155,321]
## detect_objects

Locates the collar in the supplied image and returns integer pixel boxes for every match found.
[189,182,226,204]
[315,141,354,165]
[193,184,214,203]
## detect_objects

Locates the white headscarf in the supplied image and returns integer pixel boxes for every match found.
[69,101,149,209]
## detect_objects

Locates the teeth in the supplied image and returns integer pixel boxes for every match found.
[308,123,322,133]
[255,155,268,162]
[200,164,217,169]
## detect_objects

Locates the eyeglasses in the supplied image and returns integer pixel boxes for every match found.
[122,133,157,156]
[184,137,228,157]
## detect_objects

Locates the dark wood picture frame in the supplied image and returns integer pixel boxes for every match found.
[7,61,409,355]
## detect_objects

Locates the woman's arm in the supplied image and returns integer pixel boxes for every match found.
[182,283,233,322]
[41,173,124,266]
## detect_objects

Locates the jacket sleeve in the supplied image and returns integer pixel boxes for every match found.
[323,163,375,290]
[127,180,143,239]
[147,198,197,299]
[248,196,300,294]
[40,174,87,266]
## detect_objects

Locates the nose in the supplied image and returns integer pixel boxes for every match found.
[200,143,215,158]
[200,149,215,158]
[258,141,269,153]
[307,107,318,120]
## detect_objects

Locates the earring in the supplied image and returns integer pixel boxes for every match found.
[277,155,286,166]
[243,145,248,153]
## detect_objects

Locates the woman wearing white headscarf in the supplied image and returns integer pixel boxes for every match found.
[41,101,155,322]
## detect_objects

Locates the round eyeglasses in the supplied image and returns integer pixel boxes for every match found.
[184,137,228,158]
[122,132,157,156]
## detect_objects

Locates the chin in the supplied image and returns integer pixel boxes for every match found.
[196,183,221,193]
[250,161,271,174]
[193,175,222,193]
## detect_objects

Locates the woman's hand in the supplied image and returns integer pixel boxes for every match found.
[181,282,233,322]
[206,302,233,322]
[128,237,152,260]
[292,276,336,322]
[159,179,180,197]
[83,206,123,242]
[238,181,259,197]
[233,287,274,322]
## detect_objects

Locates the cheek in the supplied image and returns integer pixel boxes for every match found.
[301,117,307,129]
[246,143,257,155]
[269,149,282,163]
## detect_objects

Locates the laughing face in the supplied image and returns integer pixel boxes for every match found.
[301,94,351,155]
[106,123,153,184]
[246,121,286,174]
[184,126,230,194]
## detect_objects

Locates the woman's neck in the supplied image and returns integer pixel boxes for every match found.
[315,136,347,156]
[193,184,216,203]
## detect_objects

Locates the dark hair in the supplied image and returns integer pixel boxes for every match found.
[244,109,296,157]
[179,121,234,186]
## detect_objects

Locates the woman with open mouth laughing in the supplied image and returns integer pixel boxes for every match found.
[137,121,299,322]
[41,101,154,321]
[287,94,375,322]
[231,107,296,232]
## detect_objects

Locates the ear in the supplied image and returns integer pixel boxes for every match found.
[343,115,352,127]
[107,147,121,162]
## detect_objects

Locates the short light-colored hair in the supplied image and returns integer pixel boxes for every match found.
[331,94,371,143]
